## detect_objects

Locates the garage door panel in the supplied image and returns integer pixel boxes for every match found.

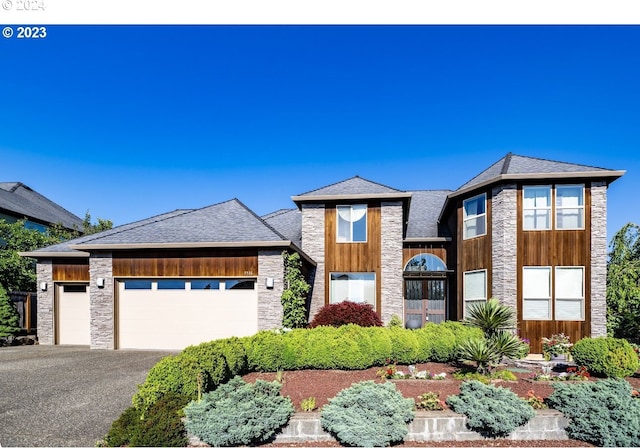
[57,284,90,345]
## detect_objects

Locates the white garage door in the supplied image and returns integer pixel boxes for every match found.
[56,284,90,345]
[117,278,258,350]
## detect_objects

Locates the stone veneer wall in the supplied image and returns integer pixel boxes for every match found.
[36,260,54,345]
[257,250,285,330]
[491,184,518,311]
[89,252,114,349]
[590,181,607,337]
[301,204,325,321]
[380,201,404,324]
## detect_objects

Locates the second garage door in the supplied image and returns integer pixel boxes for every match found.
[56,283,90,345]
[117,278,258,350]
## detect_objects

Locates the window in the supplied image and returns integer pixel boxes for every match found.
[555,267,584,320]
[523,267,551,320]
[463,270,486,318]
[463,194,486,239]
[157,280,186,290]
[556,185,584,230]
[404,253,447,272]
[225,279,255,290]
[523,186,551,230]
[190,279,220,290]
[123,280,152,290]
[330,273,375,306]
[336,205,367,242]
[63,284,87,293]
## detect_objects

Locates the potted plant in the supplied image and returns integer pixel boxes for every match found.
[541,333,572,361]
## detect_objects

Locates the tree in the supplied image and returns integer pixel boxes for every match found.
[607,222,640,341]
[0,283,21,337]
[281,251,310,329]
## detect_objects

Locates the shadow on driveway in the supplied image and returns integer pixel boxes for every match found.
[0,345,175,447]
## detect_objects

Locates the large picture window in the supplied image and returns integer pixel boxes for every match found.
[556,185,584,230]
[555,267,584,320]
[523,186,551,230]
[330,272,375,306]
[336,205,367,242]
[523,267,551,320]
[463,270,486,318]
[463,194,486,239]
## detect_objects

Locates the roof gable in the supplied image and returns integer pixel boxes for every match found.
[292,176,411,204]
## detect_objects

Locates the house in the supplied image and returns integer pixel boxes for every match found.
[21,154,624,352]
[0,182,84,232]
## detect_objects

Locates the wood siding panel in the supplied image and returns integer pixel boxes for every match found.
[112,249,258,278]
[53,259,90,281]
[325,203,381,311]
[517,185,592,353]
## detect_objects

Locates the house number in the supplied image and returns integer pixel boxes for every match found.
[243,270,254,276]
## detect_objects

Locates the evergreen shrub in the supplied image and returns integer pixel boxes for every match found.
[321,380,415,447]
[571,337,640,378]
[446,380,535,438]
[388,327,419,364]
[0,284,21,337]
[547,378,640,447]
[184,376,294,447]
[244,329,297,372]
[421,324,457,362]
[309,301,383,328]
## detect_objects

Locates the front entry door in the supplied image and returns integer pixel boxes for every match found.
[405,279,446,328]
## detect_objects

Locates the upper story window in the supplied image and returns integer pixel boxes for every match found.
[463,193,486,240]
[523,186,551,230]
[556,185,584,230]
[337,204,367,242]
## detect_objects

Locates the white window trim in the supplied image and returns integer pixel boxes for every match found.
[555,184,585,231]
[522,185,552,231]
[462,193,487,240]
[336,204,368,243]
[554,266,585,321]
[522,266,552,321]
[463,269,487,319]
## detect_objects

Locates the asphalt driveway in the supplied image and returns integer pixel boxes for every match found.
[0,345,175,447]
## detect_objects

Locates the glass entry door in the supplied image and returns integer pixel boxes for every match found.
[404,279,446,328]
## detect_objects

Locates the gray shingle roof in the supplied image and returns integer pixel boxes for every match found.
[458,153,618,191]
[295,176,404,197]
[262,208,302,247]
[406,190,452,239]
[0,182,83,230]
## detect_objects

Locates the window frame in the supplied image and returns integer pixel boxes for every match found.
[522,185,552,231]
[522,266,552,321]
[554,266,585,321]
[463,269,487,319]
[555,184,585,230]
[329,272,376,306]
[462,193,487,240]
[336,204,368,243]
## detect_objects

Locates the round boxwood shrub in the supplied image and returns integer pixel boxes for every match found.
[387,327,419,364]
[321,380,415,447]
[571,337,640,378]
[244,329,298,372]
[420,323,457,362]
[184,376,294,447]
[309,301,383,328]
[446,380,535,438]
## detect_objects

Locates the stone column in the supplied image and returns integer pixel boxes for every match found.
[590,181,607,337]
[491,184,518,310]
[89,252,114,349]
[257,250,285,330]
[36,260,54,345]
[380,201,404,324]
[301,204,325,321]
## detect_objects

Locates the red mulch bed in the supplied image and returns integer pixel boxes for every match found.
[242,363,640,447]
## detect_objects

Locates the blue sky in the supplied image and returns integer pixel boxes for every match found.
[1,25,638,242]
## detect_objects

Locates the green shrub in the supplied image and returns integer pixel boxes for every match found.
[0,284,21,337]
[105,393,189,447]
[446,381,535,438]
[571,337,640,378]
[388,328,419,364]
[439,320,484,345]
[244,329,297,372]
[387,314,403,328]
[321,380,415,447]
[184,376,294,447]
[547,379,640,447]
[421,324,457,362]
[362,326,393,365]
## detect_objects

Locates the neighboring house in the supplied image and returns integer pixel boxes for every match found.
[21,154,624,352]
[0,182,83,232]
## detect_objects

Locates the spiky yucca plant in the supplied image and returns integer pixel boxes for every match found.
[465,298,515,338]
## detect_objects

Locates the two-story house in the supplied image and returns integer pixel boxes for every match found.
[22,154,624,352]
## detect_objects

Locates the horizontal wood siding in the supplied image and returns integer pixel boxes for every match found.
[113,249,259,277]
[517,185,592,353]
[53,259,90,281]
[325,203,381,311]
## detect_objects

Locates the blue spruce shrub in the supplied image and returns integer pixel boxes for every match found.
[321,380,415,447]
[446,380,535,438]
[547,378,640,447]
[184,376,294,447]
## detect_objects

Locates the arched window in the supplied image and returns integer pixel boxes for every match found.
[404,253,447,272]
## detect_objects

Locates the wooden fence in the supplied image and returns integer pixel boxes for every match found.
[9,291,37,334]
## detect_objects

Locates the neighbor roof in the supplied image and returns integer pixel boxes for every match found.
[292,176,412,204]
[0,182,83,230]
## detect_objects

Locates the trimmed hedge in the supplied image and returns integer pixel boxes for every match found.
[571,337,640,378]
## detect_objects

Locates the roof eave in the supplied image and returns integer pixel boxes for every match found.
[19,250,90,258]
[404,237,452,243]
[292,192,413,207]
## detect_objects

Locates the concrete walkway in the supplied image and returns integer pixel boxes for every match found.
[0,345,174,447]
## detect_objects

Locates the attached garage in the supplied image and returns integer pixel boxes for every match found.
[56,283,90,345]
[116,278,258,350]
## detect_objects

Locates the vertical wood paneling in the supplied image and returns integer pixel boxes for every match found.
[53,259,90,281]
